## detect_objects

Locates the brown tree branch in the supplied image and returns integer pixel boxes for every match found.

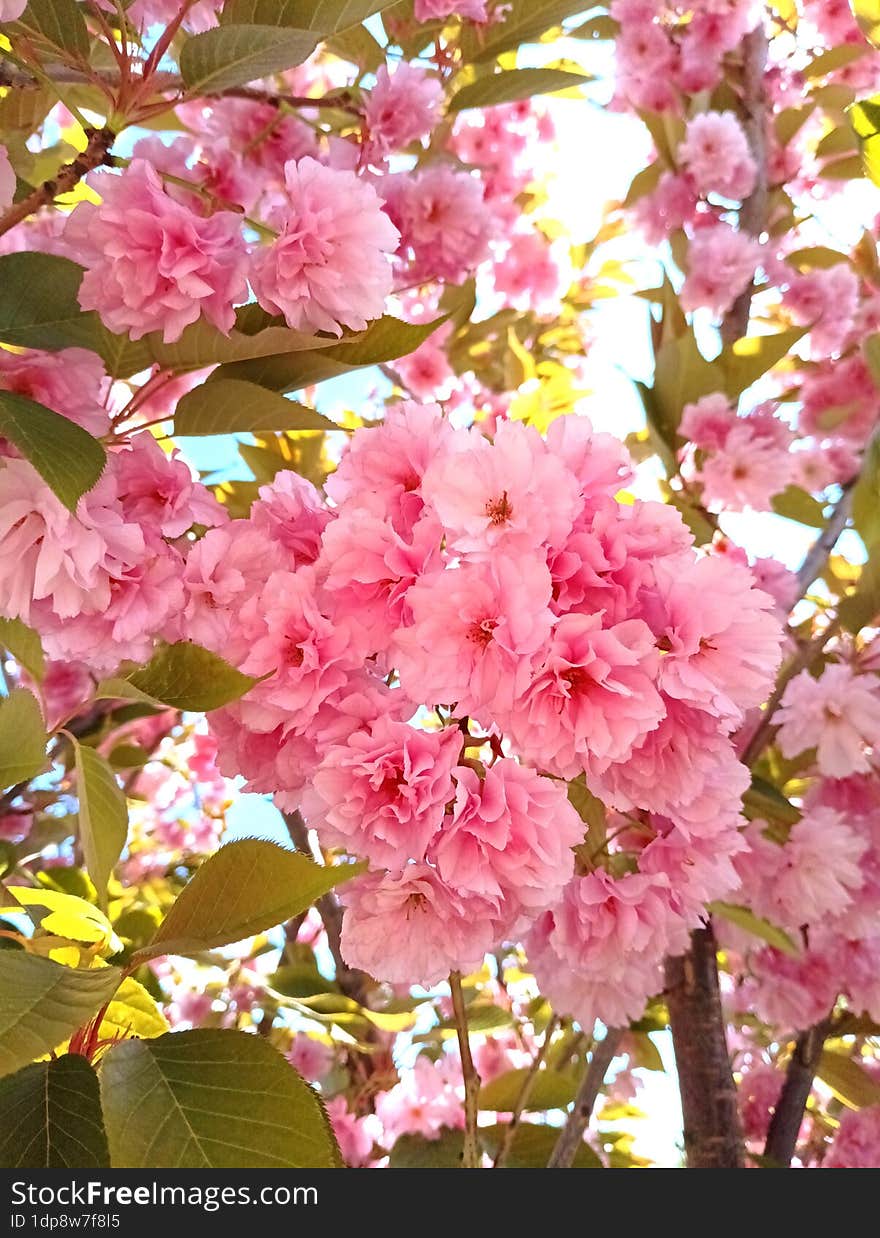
[493,1014,559,1168]
[282,809,373,1007]
[449,969,482,1168]
[0,125,115,240]
[546,1026,622,1168]
[665,924,744,1167]
[763,1016,834,1167]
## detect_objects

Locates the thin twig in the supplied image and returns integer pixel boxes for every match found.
[282,810,372,1007]
[739,620,840,768]
[793,483,856,602]
[546,1026,622,1168]
[493,1014,559,1168]
[450,969,482,1169]
[0,126,115,240]
[763,1015,835,1167]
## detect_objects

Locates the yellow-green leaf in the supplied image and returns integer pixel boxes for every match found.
[0,953,121,1079]
[817,1050,880,1109]
[849,95,880,188]
[100,1029,340,1167]
[179,25,320,94]
[0,688,47,789]
[0,617,44,683]
[771,485,826,528]
[220,0,393,32]
[73,742,128,913]
[7,887,122,956]
[174,380,339,435]
[478,1067,581,1112]
[135,840,365,961]
[449,67,589,113]
[10,0,90,58]
[708,902,799,956]
[108,641,259,713]
[852,0,880,47]
[720,328,807,399]
[99,977,169,1043]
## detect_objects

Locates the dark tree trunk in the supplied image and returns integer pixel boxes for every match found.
[664,924,744,1168]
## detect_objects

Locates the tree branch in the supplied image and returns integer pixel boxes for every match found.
[493,1014,559,1168]
[763,1016,834,1167]
[546,1025,622,1168]
[0,125,115,240]
[449,970,482,1168]
[282,809,372,1007]
[665,924,744,1167]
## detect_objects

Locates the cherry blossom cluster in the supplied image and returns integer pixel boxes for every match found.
[151,402,782,1020]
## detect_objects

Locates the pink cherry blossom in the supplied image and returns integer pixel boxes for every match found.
[678,111,757,200]
[250,157,399,336]
[826,1106,880,1168]
[65,160,248,342]
[393,553,554,717]
[301,720,462,868]
[642,554,782,723]
[507,613,664,780]
[382,165,495,284]
[364,63,443,162]
[340,864,500,987]
[776,663,880,777]
[430,760,582,913]
[325,400,457,535]
[375,1054,464,1146]
[251,470,330,567]
[421,420,581,556]
[0,347,110,436]
[680,223,761,317]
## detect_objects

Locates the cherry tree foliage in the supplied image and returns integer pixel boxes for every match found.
[0,0,880,1171]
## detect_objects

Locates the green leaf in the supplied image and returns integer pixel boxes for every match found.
[174,380,339,435]
[123,641,259,713]
[852,0,880,47]
[215,314,447,391]
[8,887,122,955]
[839,550,880,633]
[804,44,869,79]
[389,1127,465,1167]
[459,0,587,64]
[0,251,86,351]
[480,1123,603,1169]
[147,307,340,372]
[99,977,168,1042]
[179,25,320,94]
[448,67,589,113]
[817,1050,880,1109]
[11,0,91,59]
[0,252,151,376]
[325,23,385,70]
[0,617,44,683]
[73,742,128,913]
[720,328,806,399]
[652,329,722,440]
[0,391,105,512]
[100,1029,340,1167]
[220,0,393,32]
[849,95,880,188]
[568,774,606,855]
[771,485,827,528]
[708,902,799,957]
[0,688,47,789]
[0,1056,109,1168]
[478,1067,581,1112]
[743,776,802,827]
[0,953,121,1079]
[135,839,365,962]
